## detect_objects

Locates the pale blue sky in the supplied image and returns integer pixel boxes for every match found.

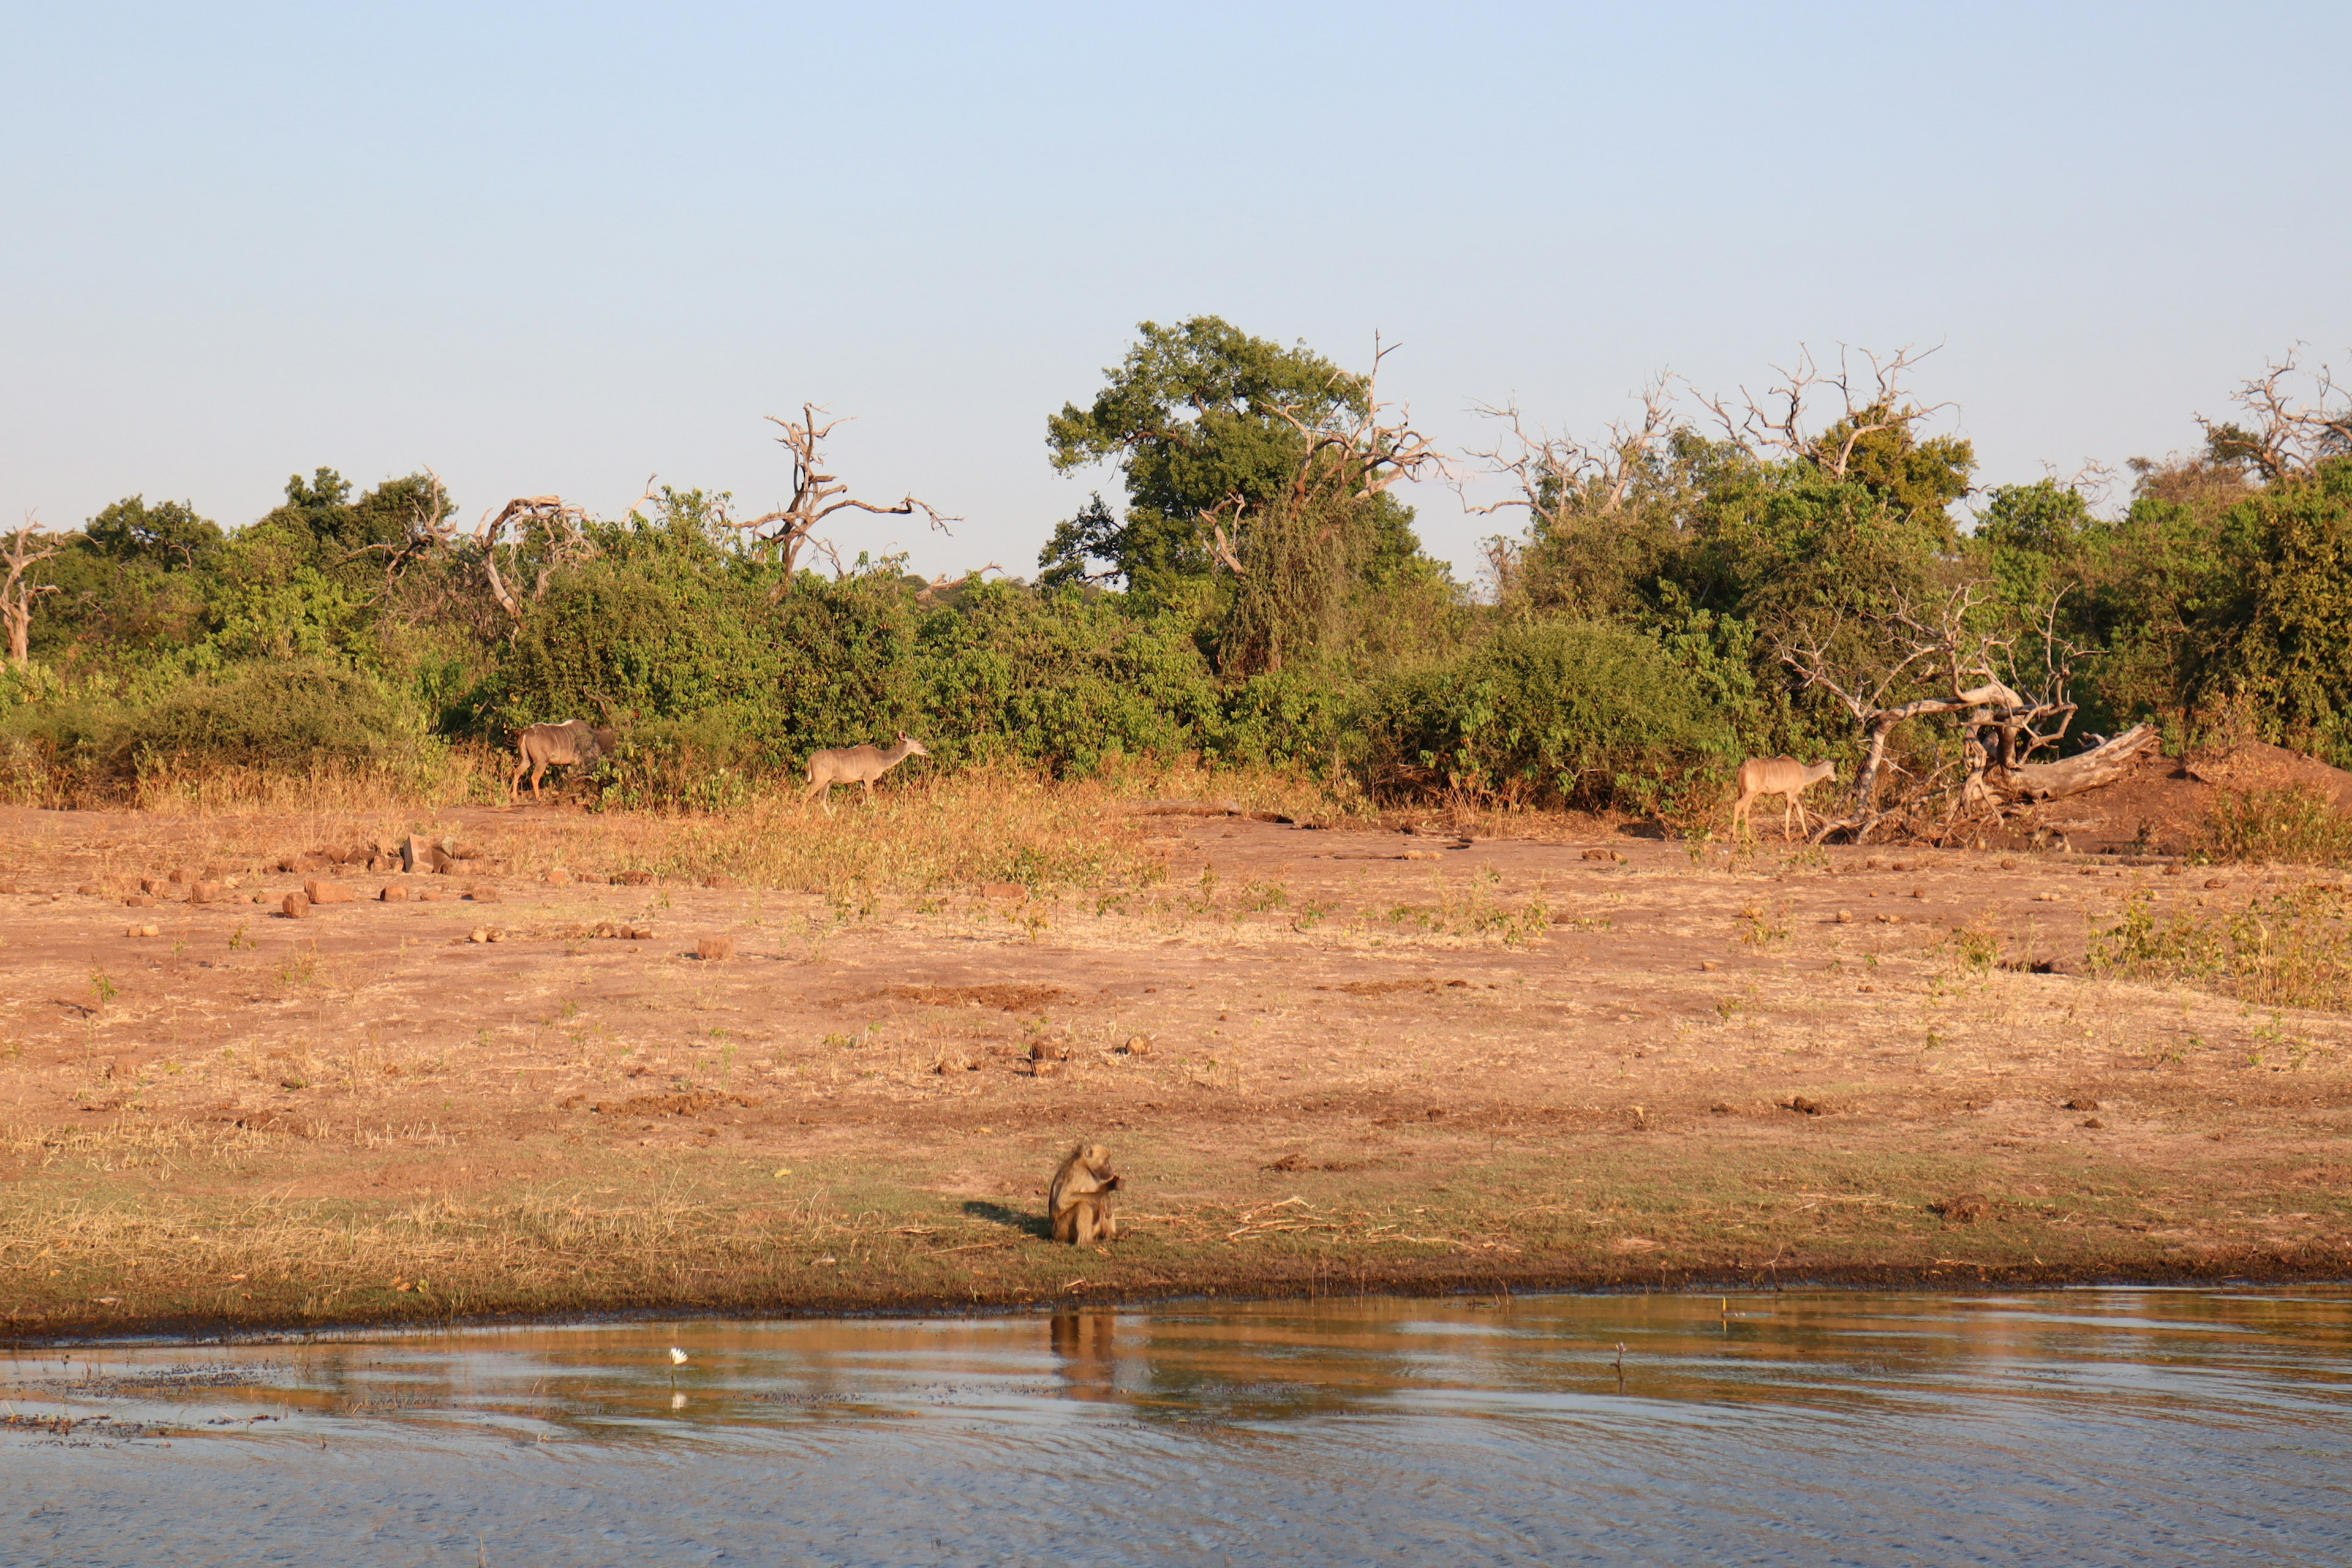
[4,2,2346,579]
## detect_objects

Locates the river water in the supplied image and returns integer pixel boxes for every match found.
[4,1289,2348,1566]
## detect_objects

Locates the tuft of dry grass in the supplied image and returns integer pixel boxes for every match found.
[2091,882,2352,1012]
[2201,783,2352,868]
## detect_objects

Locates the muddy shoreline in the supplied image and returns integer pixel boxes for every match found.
[6,790,2349,1357]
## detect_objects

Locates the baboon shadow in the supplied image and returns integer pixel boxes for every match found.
[962,1200,1052,1241]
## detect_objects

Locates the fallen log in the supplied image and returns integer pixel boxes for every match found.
[1995,723,2160,802]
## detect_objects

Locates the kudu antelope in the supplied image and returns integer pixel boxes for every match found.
[511,720,619,802]
[802,733,929,811]
[1732,755,1839,839]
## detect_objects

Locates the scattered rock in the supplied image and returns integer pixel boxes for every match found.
[1709,1102,1735,1115]
[190,880,222,903]
[303,878,352,905]
[123,894,156,908]
[1876,913,1901,923]
[249,892,270,905]
[126,924,159,938]
[419,889,447,903]
[467,885,500,903]
[1784,1096,1826,1115]
[2064,1097,2102,1111]
[1834,909,1853,922]
[1932,1193,1990,1224]
[401,835,441,875]
[545,868,571,888]
[169,865,197,884]
[1999,858,2016,870]
[2081,1117,2105,1129]
[1029,1039,1068,1062]
[1699,959,1721,971]
[696,934,735,962]
[281,892,311,919]
[1266,1152,1311,1171]
[623,924,654,940]
[1118,1035,1152,1056]
[468,928,490,943]
[2204,877,2226,890]
[1910,888,1925,899]
[2162,862,2183,876]
[379,884,409,902]
[140,877,168,895]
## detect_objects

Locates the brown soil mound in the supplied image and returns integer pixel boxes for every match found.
[2014,743,2352,856]
[2184,741,2352,808]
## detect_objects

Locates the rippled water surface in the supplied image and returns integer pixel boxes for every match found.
[6,1289,2350,1566]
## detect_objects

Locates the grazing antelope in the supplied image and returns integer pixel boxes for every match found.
[1732,756,1838,839]
[801,733,930,812]
[511,720,619,802]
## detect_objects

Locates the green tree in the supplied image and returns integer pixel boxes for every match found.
[82,496,222,568]
[1042,317,1415,598]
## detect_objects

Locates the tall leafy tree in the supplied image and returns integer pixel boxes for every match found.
[1041,317,1420,600]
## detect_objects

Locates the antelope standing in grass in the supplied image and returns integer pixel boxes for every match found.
[511,720,619,802]
[1732,756,1838,839]
[802,733,930,812]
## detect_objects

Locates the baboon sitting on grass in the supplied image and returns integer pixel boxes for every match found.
[1049,1143,1121,1246]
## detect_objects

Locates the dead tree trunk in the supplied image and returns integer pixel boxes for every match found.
[2,521,62,667]
[1992,724,2158,802]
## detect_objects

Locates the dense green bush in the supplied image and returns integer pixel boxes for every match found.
[131,662,431,773]
[1355,620,1733,810]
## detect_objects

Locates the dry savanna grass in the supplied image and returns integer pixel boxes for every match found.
[3,776,2350,1341]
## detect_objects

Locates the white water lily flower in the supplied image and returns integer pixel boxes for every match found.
[669,1347,688,1365]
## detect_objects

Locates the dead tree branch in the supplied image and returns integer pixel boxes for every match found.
[477,495,595,624]
[1699,343,1951,478]
[733,406,956,597]
[2196,347,2352,481]
[1201,334,1448,573]
[1460,374,1681,522]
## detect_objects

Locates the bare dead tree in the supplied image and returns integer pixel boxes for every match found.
[1781,582,2090,837]
[1461,374,1682,526]
[1698,343,1953,478]
[2196,347,2352,481]
[2,517,62,668]
[731,407,955,597]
